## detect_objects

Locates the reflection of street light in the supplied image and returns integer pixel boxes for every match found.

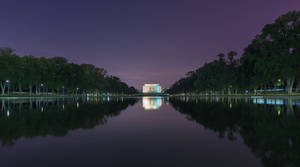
[74,88,79,96]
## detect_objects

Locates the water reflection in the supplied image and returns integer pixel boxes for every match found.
[0,98,137,146]
[1,96,300,167]
[170,97,300,167]
[142,96,168,110]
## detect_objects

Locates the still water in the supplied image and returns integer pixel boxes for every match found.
[0,96,299,167]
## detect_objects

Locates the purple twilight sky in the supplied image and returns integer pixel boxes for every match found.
[0,0,299,89]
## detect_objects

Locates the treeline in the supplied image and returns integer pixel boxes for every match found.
[0,48,137,95]
[168,11,300,95]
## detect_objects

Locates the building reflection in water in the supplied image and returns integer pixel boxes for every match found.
[142,96,166,110]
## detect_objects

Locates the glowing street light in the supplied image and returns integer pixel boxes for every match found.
[6,80,10,94]
[40,83,44,94]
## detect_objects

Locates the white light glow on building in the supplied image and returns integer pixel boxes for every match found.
[142,84,162,93]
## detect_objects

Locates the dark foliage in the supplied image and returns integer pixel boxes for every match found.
[168,11,300,94]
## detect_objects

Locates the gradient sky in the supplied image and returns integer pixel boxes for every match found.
[0,0,299,88]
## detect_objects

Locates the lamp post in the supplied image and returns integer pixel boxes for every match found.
[41,83,44,94]
[277,79,282,89]
[6,80,10,95]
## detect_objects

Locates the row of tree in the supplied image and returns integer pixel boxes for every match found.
[0,48,137,95]
[168,11,300,94]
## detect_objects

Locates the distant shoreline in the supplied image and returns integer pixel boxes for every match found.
[169,94,300,99]
[2,93,300,99]
[0,94,138,99]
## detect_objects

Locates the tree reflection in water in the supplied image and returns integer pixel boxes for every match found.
[170,97,300,167]
[0,98,137,146]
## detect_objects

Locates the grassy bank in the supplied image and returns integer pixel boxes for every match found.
[0,94,73,98]
[0,93,138,98]
[169,93,300,97]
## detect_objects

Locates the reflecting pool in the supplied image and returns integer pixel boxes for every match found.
[0,97,300,167]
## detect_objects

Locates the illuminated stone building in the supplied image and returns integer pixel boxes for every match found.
[142,84,162,93]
